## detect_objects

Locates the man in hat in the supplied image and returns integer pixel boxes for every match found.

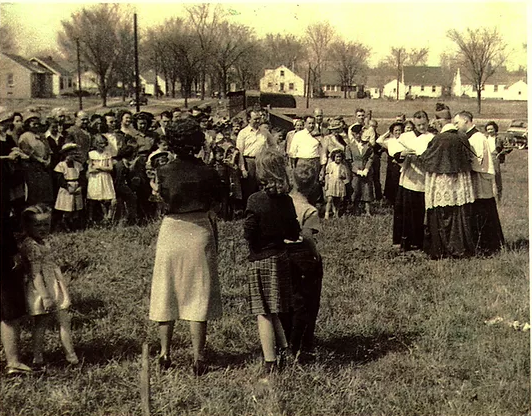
[66,111,92,165]
[420,104,476,259]
[311,108,329,138]
[454,110,504,255]
[18,112,54,207]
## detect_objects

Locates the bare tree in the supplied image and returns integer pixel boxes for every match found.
[329,40,370,99]
[386,47,409,100]
[261,33,307,73]
[408,47,429,66]
[233,43,263,90]
[212,22,255,98]
[447,27,508,113]
[305,21,336,96]
[58,4,131,106]
[186,4,225,100]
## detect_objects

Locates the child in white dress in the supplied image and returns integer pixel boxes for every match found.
[54,143,84,231]
[87,135,116,224]
[19,204,78,369]
[324,149,350,219]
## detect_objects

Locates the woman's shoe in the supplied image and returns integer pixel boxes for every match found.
[158,355,172,370]
[6,363,33,376]
[66,353,80,366]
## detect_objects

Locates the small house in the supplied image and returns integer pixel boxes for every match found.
[29,56,75,97]
[0,52,54,99]
[260,65,305,96]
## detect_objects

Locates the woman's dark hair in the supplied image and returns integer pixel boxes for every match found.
[256,148,291,195]
[165,118,205,156]
[117,110,133,124]
[292,163,315,198]
[388,122,405,134]
[485,121,499,133]
[117,145,137,161]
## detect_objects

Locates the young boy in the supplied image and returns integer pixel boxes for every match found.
[282,163,324,363]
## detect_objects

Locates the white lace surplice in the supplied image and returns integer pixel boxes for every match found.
[424,171,475,209]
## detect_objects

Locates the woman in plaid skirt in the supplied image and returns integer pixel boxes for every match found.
[244,149,301,375]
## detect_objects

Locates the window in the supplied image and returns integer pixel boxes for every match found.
[267,82,273,88]
[432,85,436,93]
[421,85,425,92]
[279,82,285,91]
[280,70,285,77]
[7,73,14,87]
[68,78,73,88]
[408,85,412,92]
[60,78,64,90]
[494,85,498,92]
[289,82,294,90]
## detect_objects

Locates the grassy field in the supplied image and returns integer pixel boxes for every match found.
[0,150,529,414]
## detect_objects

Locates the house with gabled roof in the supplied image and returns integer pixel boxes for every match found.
[140,70,167,97]
[320,70,365,98]
[29,56,75,97]
[260,65,305,96]
[0,52,54,99]
[382,66,449,100]
[452,68,527,100]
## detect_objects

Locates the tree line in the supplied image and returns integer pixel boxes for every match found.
[1,3,516,112]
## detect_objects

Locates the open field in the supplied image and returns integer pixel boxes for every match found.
[1,148,529,415]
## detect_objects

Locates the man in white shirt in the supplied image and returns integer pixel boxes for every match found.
[236,109,274,204]
[290,115,327,204]
[454,111,504,254]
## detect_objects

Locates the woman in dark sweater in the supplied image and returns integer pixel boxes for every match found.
[149,119,222,376]
[244,149,301,374]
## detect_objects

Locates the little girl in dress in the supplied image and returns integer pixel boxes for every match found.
[324,149,350,219]
[87,135,116,225]
[19,204,78,369]
[53,143,84,231]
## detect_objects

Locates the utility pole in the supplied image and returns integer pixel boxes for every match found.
[76,38,83,110]
[134,13,140,113]
[306,63,311,109]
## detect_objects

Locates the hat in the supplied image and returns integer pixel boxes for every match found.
[328,118,343,131]
[59,143,79,154]
[24,111,41,122]
[0,111,14,125]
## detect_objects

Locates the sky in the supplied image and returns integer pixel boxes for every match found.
[0,1,529,70]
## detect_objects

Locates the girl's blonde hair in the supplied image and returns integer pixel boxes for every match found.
[255,149,291,195]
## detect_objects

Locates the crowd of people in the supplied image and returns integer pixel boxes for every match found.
[0,100,513,378]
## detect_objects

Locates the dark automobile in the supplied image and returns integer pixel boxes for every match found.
[129,96,148,106]
[505,119,528,149]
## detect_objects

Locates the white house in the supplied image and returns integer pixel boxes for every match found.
[382,66,447,100]
[260,65,305,96]
[383,79,406,100]
[140,70,166,96]
[503,80,528,101]
[452,68,526,100]
[29,56,74,97]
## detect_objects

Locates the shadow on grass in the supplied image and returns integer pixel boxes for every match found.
[70,296,108,329]
[505,238,529,251]
[208,347,262,370]
[318,330,419,368]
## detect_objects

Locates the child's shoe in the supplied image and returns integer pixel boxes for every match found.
[66,352,79,366]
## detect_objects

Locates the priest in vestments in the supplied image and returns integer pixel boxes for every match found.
[420,105,476,259]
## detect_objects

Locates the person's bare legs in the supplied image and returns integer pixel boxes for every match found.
[189,321,207,362]
[158,321,174,359]
[56,310,78,364]
[257,314,277,362]
[1,319,31,371]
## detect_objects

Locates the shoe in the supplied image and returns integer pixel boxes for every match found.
[66,353,79,366]
[6,363,33,376]
[263,360,278,376]
[158,355,172,370]
[192,360,209,377]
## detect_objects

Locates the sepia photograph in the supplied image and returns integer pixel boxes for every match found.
[0,1,529,415]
